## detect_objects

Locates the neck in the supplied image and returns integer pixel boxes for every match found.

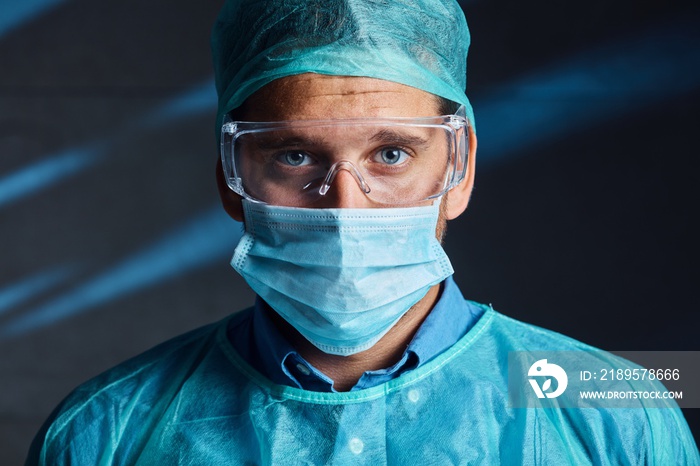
[269,284,442,392]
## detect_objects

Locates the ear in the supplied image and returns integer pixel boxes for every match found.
[216,158,244,222]
[444,128,477,220]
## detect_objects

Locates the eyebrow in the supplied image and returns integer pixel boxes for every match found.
[251,134,327,151]
[249,127,433,151]
[369,128,431,148]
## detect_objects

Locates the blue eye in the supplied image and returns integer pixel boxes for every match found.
[279,151,313,166]
[376,148,410,165]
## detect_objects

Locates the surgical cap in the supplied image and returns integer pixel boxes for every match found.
[211,0,475,132]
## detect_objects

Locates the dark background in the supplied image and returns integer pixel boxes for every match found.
[1,0,698,463]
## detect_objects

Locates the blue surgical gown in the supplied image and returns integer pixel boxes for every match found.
[27,305,700,465]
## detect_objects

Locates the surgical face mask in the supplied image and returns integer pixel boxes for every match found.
[231,199,454,355]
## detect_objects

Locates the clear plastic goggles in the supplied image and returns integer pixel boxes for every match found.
[220,106,470,207]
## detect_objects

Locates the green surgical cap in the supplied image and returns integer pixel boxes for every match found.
[211,0,474,131]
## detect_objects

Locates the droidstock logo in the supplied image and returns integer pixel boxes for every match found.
[528,359,568,399]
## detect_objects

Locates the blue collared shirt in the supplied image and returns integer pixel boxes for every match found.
[228,276,483,392]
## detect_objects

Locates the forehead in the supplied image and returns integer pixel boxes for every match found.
[236,74,442,122]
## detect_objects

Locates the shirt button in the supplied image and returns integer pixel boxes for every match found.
[349,437,364,455]
[408,389,420,403]
[296,363,311,376]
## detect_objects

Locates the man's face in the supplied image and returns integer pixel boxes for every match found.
[217,74,476,236]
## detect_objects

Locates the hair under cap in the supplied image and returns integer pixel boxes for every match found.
[211,0,474,132]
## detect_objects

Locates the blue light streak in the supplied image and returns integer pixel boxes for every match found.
[0,207,242,338]
[0,146,100,208]
[0,79,214,209]
[475,18,700,165]
[0,0,66,38]
[0,265,76,317]
[145,78,217,124]
[0,78,224,329]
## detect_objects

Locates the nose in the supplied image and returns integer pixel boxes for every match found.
[316,161,373,208]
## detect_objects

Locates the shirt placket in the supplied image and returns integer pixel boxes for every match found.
[330,397,387,465]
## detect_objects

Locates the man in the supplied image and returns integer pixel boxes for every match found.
[27,0,699,464]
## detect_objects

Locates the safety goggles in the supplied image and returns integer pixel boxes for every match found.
[220,106,470,207]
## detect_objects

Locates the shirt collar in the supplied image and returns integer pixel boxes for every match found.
[408,276,475,367]
[243,276,480,392]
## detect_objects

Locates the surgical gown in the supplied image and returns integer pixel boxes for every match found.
[27,305,699,465]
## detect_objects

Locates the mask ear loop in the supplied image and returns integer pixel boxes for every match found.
[317,160,371,196]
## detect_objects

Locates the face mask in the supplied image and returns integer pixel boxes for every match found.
[231,199,454,356]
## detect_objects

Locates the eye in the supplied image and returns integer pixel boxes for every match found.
[278,151,313,167]
[375,147,410,165]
